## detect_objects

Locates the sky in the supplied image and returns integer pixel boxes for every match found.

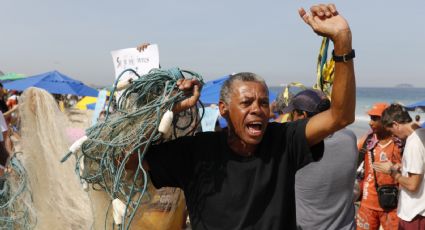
[1,0,424,88]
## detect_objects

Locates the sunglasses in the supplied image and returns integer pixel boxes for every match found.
[370,115,381,121]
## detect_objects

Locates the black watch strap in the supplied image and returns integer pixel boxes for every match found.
[332,49,355,62]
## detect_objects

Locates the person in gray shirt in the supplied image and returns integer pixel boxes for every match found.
[282,89,357,230]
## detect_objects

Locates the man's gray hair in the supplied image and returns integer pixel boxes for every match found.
[219,72,267,103]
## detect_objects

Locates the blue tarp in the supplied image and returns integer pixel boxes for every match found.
[3,70,98,97]
[200,75,277,105]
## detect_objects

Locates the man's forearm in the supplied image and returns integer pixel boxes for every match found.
[330,30,355,129]
[393,172,422,192]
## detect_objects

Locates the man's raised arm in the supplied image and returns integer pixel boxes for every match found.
[299,4,356,146]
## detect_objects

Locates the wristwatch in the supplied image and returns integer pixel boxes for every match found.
[332,49,355,62]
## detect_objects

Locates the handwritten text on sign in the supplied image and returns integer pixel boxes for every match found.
[111,44,160,82]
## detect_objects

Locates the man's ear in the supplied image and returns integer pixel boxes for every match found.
[302,111,308,119]
[219,101,229,118]
[393,121,400,130]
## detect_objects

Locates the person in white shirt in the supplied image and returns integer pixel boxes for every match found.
[374,103,425,229]
[0,111,10,165]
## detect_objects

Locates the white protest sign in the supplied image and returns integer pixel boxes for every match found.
[111,44,160,100]
[111,44,160,82]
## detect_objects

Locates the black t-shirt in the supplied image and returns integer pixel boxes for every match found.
[0,100,8,113]
[145,120,323,230]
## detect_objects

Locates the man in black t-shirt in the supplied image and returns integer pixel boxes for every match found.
[141,4,356,230]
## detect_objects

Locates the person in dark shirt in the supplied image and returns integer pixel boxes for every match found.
[140,3,355,230]
[281,89,357,230]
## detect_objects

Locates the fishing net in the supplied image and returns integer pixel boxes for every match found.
[64,68,203,229]
[0,154,36,229]
[17,87,93,229]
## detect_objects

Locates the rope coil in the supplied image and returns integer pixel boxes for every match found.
[0,154,36,230]
[65,67,204,229]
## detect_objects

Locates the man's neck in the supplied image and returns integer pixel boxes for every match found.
[227,130,257,157]
[375,130,392,141]
[405,122,420,137]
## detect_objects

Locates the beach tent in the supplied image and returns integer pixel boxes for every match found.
[404,99,425,111]
[0,73,26,82]
[200,75,277,105]
[2,70,98,97]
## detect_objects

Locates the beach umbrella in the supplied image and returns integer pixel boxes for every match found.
[200,76,229,105]
[75,96,98,110]
[0,73,26,82]
[75,91,112,110]
[200,75,277,105]
[2,70,98,97]
[404,99,425,111]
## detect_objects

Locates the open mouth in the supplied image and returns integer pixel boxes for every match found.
[246,121,263,136]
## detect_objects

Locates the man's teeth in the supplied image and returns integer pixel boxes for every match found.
[248,122,262,131]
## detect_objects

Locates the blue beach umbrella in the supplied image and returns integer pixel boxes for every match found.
[200,76,229,105]
[405,99,425,111]
[2,70,98,97]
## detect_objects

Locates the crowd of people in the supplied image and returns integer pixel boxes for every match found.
[0,83,19,172]
[0,3,424,230]
[269,91,425,230]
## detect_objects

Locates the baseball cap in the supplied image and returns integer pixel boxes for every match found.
[282,89,325,114]
[367,102,389,117]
